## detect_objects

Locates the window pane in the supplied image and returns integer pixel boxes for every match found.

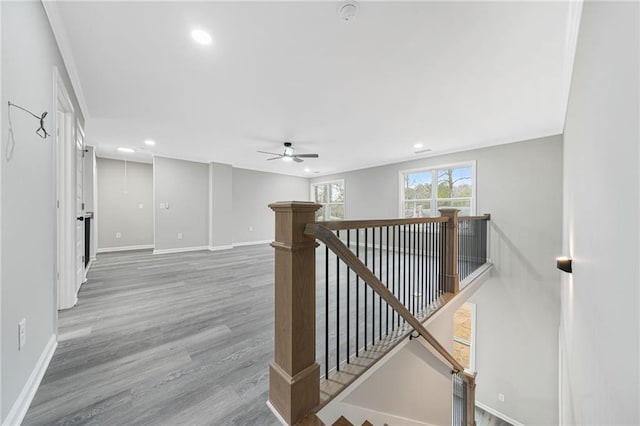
[330,182,344,203]
[437,199,471,215]
[437,167,472,200]
[314,184,326,203]
[316,205,326,221]
[404,201,431,218]
[329,204,344,220]
[404,171,432,201]
[453,341,471,370]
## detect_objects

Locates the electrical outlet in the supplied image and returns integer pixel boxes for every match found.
[177,232,183,240]
[498,393,505,402]
[18,318,26,350]
[115,232,122,239]
[138,203,144,209]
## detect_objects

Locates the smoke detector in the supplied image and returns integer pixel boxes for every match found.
[338,1,359,22]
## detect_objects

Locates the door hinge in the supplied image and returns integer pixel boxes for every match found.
[57,200,60,208]
[81,202,85,210]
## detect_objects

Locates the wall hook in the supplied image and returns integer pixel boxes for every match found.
[8,101,50,139]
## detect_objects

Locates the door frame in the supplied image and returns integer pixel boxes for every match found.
[54,68,77,314]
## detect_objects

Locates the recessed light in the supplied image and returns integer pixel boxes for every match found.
[282,156,293,162]
[191,29,212,45]
[304,168,311,173]
[117,147,135,153]
[413,142,424,149]
[144,139,156,146]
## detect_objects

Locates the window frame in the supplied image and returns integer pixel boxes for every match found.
[310,179,346,221]
[453,302,476,373]
[398,160,476,218]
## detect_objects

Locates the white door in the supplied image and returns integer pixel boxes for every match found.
[55,69,78,310]
[75,124,85,290]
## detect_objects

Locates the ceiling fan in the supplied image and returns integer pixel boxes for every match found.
[258,142,319,163]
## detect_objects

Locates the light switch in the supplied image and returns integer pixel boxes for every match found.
[138,203,144,209]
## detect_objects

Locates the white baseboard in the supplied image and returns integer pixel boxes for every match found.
[266,401,287,426]
[476,401,525,426]
[153,246,209,255]
[3,335,57,426]
[208,245,234,252]
[97,244,154,253]
[232,239,272,247]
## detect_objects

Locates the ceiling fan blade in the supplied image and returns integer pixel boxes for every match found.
[267,156,283,161]
[293,157,304,163]
[258,150,282,156]
[295,154,319,158]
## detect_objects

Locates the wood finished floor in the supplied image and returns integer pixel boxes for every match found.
[24,245,280,426]
[24,244,495,426]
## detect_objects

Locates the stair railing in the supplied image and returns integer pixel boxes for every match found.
[267,202,488,426]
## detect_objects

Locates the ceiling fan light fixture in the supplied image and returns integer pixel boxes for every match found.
[282,156,293,162]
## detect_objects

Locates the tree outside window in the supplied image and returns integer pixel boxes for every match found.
[312,180,345,221]
[401,164,474,218]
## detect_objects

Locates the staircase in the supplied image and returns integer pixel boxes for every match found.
[267,202,491,426]
[332,416,374,426]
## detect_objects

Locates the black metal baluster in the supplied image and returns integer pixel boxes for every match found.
[386,226,390,335]
[371,227,375,345]
[356,228,360,356]
[346,229,350,364]
[403,224,407,322]
[325,243,329,378]
[371,228,375,344]
[379,226,383,341]
[336,230,340,372]
[392,225,397,328]
[364,227,368,349]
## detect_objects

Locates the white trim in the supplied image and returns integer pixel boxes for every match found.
[97,244,154,253]
[42,2,90,119]
[54,67,77,311]
[2,335,57,426]
[310,179,346,220]
[266,401,287,426]
[560,0,584,130]
[475,401,525,426]
[232,240,272,247]
[153,246,209,255]
[208,245,234,252]
[399,160,477,218]
[309,132,560,179]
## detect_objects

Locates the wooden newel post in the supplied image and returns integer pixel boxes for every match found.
[439,208,460,294]
[464,372,477,426]
[268,201,322,425]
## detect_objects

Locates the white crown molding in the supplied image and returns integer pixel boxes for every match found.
[561,0,584,131]
[42,1,90,120]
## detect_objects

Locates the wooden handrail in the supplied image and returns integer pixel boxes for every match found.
[315,216,449,231]
[305,222,468,376]
[458,214,491,221]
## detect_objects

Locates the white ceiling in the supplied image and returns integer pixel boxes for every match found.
[47,1,579,176]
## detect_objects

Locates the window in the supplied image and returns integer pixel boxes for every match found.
[453,302,475,372]
[400,162,474,217]
[311,180,345,221]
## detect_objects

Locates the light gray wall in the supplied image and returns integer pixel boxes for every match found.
[311,135,563,425]
[232,168,309,243]
[96,158,153,250]
[209,162,233,248]
[154,156,209,251]
[0,1,84,421]
[561,2,639,424]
